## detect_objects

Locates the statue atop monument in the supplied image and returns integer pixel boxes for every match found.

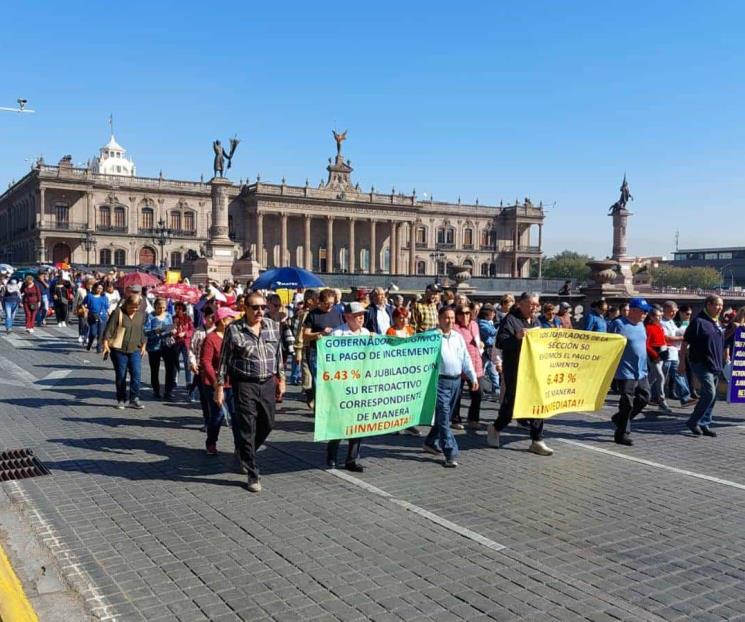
[608,174,633,215]
[212,136,240,178]
[332,129,347,156]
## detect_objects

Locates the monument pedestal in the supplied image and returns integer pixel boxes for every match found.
[232,257,261,283]
[613,258,636,295]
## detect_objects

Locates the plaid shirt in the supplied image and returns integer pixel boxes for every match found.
[216,317,284,385]
[413,301,439,333]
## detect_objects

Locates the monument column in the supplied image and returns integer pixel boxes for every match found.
[304,215,312,270]
[256,212,264,266]
[409,222,416,275]
[348,218,356,273]
[280,213,288,267]
[326,216,334,273]
[369,219,377,274]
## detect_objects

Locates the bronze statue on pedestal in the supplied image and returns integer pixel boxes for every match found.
[213,137,240,178]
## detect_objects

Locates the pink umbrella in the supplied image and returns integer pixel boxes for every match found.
[118,272,161,288]
[151,283,201,305]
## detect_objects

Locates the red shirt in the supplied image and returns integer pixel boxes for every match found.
[174,313,194,347]
[645,322,666,361]
[200,331,229,388]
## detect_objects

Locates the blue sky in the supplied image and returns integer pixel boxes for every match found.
[2,1,744,257]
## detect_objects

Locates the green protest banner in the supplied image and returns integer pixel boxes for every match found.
[314,332,442,441]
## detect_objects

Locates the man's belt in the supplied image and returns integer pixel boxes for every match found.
[439,374,461,380]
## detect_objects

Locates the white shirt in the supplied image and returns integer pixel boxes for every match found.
[438,329,477,384]
[105,289,121,315]
[331,324,371,337]
[660,318,683,362]
[375,305,391,334]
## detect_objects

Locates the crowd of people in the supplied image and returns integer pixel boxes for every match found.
[0,266,740,492]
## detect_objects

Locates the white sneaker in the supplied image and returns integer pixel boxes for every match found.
[28,328,34,334]
[487,424,500,448]
[444,459,458,468]
[529,440,554,456]
[78,336,84,344]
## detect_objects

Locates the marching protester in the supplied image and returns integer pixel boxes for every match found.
[82,282,109,353]
[302,288,343,410]
[326,302,370,471]
[660,300,693,407]
[608,298,652,445]
[645,305,673,413]
[104,281,121,316]
[52,274,73,328]
[495,294,514,327]
[363,287,393,335]
[101,294,147,410]
[145,298,178,400]
[173,302,195,401]
[74,277,93,344]
[679,295,726,437]
[537,302,562,328]
[487,292,553,455]
[423,306,478,467]
[216,292,286,493]
[201,306,240,455]
[36,271,51,327]
[412,284,441,333]
[452,304,484,430]
[20,274,42,334]
[386,306,414,337]
[189,305,216,431]
[2,278,21,332]
[584,299,608,332]
[477,303,501,399]
[557,301,573,329]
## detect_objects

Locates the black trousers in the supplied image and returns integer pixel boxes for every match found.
[493,364,544,441]
[326,438,361,465]
[233,377,276,482]
[148,348,178,396]
[614,377,651,435]
[452,377,483,423]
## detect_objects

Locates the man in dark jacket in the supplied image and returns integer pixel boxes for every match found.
[487,292,553,456]
[363,287,393,335]
[679,295,725,437]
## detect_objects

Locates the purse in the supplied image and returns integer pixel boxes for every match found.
[161,334,177,349]
[110,310,126,350]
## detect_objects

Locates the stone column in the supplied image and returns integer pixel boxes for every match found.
[348,218,356,273]
[326,216,334,273]
[37,186,45,227]
[538,223,543,252]
[304,215,312,270]
[256,212,264,266]
[86,191,94,230]
[512,223,519,277]
[369,219,376,274]
[409,222,416,275]
[390,220,397,275]
[209,178,231,241]
[280,213,288,266]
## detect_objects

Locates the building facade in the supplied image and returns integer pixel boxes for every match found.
[671,246,745,288]
[0,135,545,277]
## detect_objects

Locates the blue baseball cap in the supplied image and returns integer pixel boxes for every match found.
[629,297,652,312]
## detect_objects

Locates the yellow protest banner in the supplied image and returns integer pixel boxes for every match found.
[165,270,181,284]
[513,329,627,419]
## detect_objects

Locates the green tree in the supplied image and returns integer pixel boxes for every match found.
[650,265,721,289]
[535,250,594,281]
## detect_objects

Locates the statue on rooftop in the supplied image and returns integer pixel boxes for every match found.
[332,129,347,156]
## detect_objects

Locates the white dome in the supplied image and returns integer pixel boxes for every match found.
[91,134,136,177]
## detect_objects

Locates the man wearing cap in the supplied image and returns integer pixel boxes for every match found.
[216,292,285,493]
[326,302,371,471]
[412,284,441,333]
[557,302,573,329]
[679,295,725,437]
[363,287,393,336]
[607,297,652,445]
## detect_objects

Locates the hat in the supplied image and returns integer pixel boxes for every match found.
[216,306,240,321]
[629,297,652,312]
[426,283,442,292]
[481,303,495,312]
[559,302,571,310]
[344,301,366,315]
[128,284,143,293]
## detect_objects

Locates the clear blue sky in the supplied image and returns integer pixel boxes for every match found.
[2,1,744,258]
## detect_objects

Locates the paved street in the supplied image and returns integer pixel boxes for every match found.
[2,324,745,621]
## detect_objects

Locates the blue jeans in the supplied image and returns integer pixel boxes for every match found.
[78,314,89,340]
[688,362,717,428]
[425,377,460,461]
[482,352,500,393]
[290,358,301,384]
[87,314,107,352]
[204,385,236,447]
[307,348,318,397]
[3,299,19,331]
[176,342,193,393]
[110,349,142,403]
[663,359,691,402]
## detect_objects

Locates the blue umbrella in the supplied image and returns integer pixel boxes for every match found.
[251,267,324,290]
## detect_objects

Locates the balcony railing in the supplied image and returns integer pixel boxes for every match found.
[44,220,87,232]
[96,224,128,233]
[138,227,198,237]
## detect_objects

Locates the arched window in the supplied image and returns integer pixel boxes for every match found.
[446,261,454,274]
[114,249,126,266]
[382,247,390,272]
[416,260,426,275]
[360,248,370,272]
[114,206,126,230]
[141,207,154,231]
[339,248,349,272]
[52,243,71,264]
[436,226,454,245]
[170,251,182,267]
[489,263,497,277]
[463,259,473,271]
[139,246,156,265]
[99,249,112,265]
[480,262,490,276]
[415,226,427,246]
[463,228,474,248]
[99,206,111,228]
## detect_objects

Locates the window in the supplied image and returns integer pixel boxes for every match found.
[99,249,112,265]
[416,260,426,275]
[170,251,182,267]
[480,262,490,276]
[99,206,111,228]
[704,253,717,260]
[114,249,126,266]
[463,228,473,248]
[54,203,69,225]
[141,207,154,230]
[436,260,446,275]
[437,227,454,245]
[415,226,427,245]
[719,252,733,260]
[114,206,125,229]
[170,211,182,231]
[184,212,195,232]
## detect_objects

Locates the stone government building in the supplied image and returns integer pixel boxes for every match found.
[0,133,545,278]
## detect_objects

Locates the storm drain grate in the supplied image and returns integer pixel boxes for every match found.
[0,449,50,481]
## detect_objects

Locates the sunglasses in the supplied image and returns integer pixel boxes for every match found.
[249,305,267,311]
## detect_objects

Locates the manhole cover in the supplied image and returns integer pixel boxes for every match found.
[0,449,50,481]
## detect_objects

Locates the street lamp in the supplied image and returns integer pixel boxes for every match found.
[152,218,172,269]
[80,231,97,265]
[429,244,446,283]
